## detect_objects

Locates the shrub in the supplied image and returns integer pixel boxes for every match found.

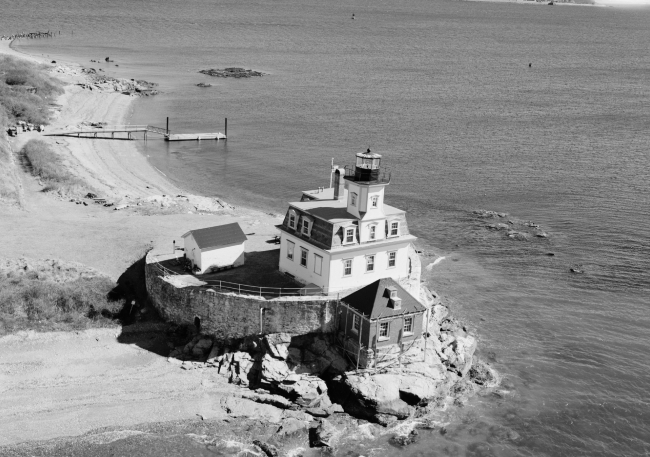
[21,139,89,197]
[0,274,126,334]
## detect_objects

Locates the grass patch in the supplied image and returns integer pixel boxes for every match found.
[0,56,64,205]
[21,139,88,196]
[0,274,126,335]
[0,55,64,126]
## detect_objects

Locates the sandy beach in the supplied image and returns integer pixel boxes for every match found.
[0,39,286,447]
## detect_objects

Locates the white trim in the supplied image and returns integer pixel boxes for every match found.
[378,321,389,341]
[365,254,375,272]
[387,250,396,268]
[314,253,323,275]
[288,209,298,229]
[300,247,308,268]
[342,258,352,277]
[403,316,414,335]
[388,220,400,237]
[287,240,295,260]
[300,215,313,237]
[368,223,378,241]
[352,314,360,334]
[343,225,356,245]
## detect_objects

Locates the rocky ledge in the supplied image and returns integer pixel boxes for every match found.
[78,67,159,96]
[199,67,265,78]
[166,289,498,450]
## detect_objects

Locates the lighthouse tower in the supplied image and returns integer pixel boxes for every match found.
[344,149,390,222]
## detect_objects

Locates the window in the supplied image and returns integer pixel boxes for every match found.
[345,227,355,244]
[288,211,297,229]
[343,259,352,276]
[366,255,375,272]
[352,314,360,333]
[314,254,323,275]
[371,196,378,208]
[369,225,376,240]
[300,248,308,267]
[388,251,396,268]
[302,220,310,236]
[351,193,357,206]
[404,317,413,334]
[287,240,295,260]
[390,221,399,237]
[379,322,389,339]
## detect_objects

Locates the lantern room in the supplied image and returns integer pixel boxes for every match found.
[354,149,382,182]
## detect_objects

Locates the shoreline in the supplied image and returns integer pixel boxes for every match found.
[0,39,493,453]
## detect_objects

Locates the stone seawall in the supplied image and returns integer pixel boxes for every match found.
[145,259,337,340]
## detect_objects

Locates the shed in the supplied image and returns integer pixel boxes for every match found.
[181,222,247,274]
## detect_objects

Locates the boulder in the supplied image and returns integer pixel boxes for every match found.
[261,353,290,383]
[275,417,309,436]
[221,397,283,423]
[263,333,292,360]
[252,440,279,457]
[311,418,338,447]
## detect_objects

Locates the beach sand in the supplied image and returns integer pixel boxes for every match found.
[0,39,285,447]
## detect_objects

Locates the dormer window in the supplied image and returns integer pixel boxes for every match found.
[369,225,376,241]
[344,226,356,244]
[288,209,297,229]
[389,221,399,237]
[300,216,313,237]
[351,193,357,206]
[371,196,378,208]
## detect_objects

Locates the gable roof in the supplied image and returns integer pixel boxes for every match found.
[181,222,247,250]
[341,278,426,320]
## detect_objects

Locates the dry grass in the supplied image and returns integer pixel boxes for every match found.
[21,139,88,196]
[0,56,64,205]
[0,273,125,335]
[0,55,64,126]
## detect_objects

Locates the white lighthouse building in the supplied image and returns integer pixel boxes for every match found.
[277,149,421,296]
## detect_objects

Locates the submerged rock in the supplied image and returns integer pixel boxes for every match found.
[199,67,265,78]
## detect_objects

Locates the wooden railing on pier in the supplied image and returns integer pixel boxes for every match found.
[44,124,225,141]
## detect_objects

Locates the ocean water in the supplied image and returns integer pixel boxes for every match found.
[4,0,650,455]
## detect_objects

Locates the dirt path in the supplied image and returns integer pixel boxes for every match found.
[0,327,238,447]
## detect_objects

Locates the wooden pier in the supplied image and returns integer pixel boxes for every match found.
[44,123,227,142]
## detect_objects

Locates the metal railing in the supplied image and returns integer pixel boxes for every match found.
[151,256,333,298]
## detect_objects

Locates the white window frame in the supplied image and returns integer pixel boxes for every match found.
[366,255,375,272]
[352,314,360,333]
[371,195,378,208]
[389,221,399,237]
[379,321,389,340]
[287,240,295,260]
[314,254,323,276]
[387,251,396,268]
[300,248,308,268]
[403,317,414,335]
[343,258,352,276]
[288,209,297,229]
[344,226,356,245]
[369,224,377,241]
[301,216,313,237]
[351,192,357,206]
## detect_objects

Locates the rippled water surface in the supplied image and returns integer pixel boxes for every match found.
[3,0,650,455]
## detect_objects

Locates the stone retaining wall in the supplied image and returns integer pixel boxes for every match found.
[145,258,337,340]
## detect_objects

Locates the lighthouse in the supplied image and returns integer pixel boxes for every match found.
[276,149,420,297]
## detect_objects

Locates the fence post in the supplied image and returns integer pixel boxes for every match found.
[356,314,363,371]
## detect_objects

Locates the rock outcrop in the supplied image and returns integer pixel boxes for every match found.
[199,67,265,78]
[168,286,496,429]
